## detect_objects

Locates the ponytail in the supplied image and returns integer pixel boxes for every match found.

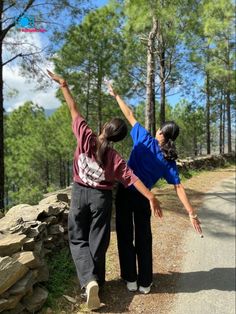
[159,121,179,161]
[96,118,128,166]
[161,139,178,161]
[96,137,110,166]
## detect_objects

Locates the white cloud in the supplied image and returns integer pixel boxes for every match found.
[3,32,60,112]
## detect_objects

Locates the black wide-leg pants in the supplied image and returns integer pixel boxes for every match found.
[115,184,152,287]
[68,182,112,289]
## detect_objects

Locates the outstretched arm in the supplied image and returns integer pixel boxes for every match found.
[134,179,163,219]
[47,70,79,121]
[108,83,137,127]
[174,183,203,235]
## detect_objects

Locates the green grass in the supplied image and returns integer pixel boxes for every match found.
[45,247,76,307]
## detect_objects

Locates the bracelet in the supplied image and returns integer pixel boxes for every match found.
[60,81,67,88]
[189,213,198,219]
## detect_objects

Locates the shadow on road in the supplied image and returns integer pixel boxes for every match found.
[152,268,236,294]
[96,278,135,313]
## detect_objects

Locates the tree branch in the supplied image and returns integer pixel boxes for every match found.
[2,49,45,67]
[1,0,35,41]
[3,2,15,13]
[2,54,23,66]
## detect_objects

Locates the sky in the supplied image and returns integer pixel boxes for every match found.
[3,0,181,113]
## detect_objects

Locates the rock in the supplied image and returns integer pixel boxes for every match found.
[7,270,38,296]
[12,251,41,269]
[48,224,64,235]
[38,203,68,217]
[0,205,43,232]
[0,234,27,256]
[36,262,49,282]
[42,216,58,225]
[22,286,48,312]
[0,256,29,294]
[63,295,77,304]
[22,238,35,251]
[33,241,43,257]
[0,212,4,219]
[1,302,25,314]
[43,236,56,250]
[0,299,8,312]
[0,294,24,312]
[39,193,69,205]
[26,222,47,239]
[9,220,43,236]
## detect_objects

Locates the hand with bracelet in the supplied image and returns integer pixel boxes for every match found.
[189,212,203,237]
[47,69,67,87]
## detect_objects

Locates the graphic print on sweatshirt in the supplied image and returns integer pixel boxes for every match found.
[78,153,105,187]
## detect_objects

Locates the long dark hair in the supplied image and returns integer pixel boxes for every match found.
[160,121,179,161]
[96,118,128,166]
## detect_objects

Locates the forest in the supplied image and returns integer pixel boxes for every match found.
[1,0,235,208]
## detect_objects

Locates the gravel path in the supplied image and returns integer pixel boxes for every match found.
[169,175,236,314]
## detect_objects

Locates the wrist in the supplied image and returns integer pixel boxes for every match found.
[60,80,67,87]
[189,213,198,219]
[147,192,155,201]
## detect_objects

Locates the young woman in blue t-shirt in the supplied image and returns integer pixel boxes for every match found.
[108,83,202,294]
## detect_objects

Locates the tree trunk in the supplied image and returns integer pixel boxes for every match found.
[206,71,211,154]
[97,64,102,133]
[193,119,198,156]
[67,159,70,187]
[223,99,225,154]
[226,39,232,153]
[0,1,4,209]
[145,17,158,134]
[219,93,223,154]
[85,56,91,122]
[160,49,166,125]
[226,90,231,153]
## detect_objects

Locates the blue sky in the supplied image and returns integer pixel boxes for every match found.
[4,0,183,113]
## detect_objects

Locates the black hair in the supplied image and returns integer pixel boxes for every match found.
[160,121,180,161]
[96,118,128,166]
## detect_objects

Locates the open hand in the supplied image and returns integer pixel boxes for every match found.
[47,69,65,85]
[106,82,117,98]
[190,216,203,236]
[149,197,163,218]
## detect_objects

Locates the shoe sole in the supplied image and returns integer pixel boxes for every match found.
[86,282,100,310]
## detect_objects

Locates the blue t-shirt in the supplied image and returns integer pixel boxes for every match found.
[128,122,180,190]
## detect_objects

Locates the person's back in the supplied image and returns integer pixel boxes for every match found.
[47,70,162,310]
[107,82,202,294]
[127,122,180,190]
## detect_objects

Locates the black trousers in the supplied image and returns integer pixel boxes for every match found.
[68,182,112,288]
[115,184,152,287]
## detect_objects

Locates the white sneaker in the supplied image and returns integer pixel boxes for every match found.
[139,284,151,294]
[86,280,100,310]
[126,281,138,291]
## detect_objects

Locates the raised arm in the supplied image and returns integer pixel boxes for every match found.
[174,183,203,236]
[108,83,137,127]
[47,70,79,121]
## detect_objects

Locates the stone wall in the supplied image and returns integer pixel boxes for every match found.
[0,194,70,313]
[177,153,235,171]
[0,153,235,313]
